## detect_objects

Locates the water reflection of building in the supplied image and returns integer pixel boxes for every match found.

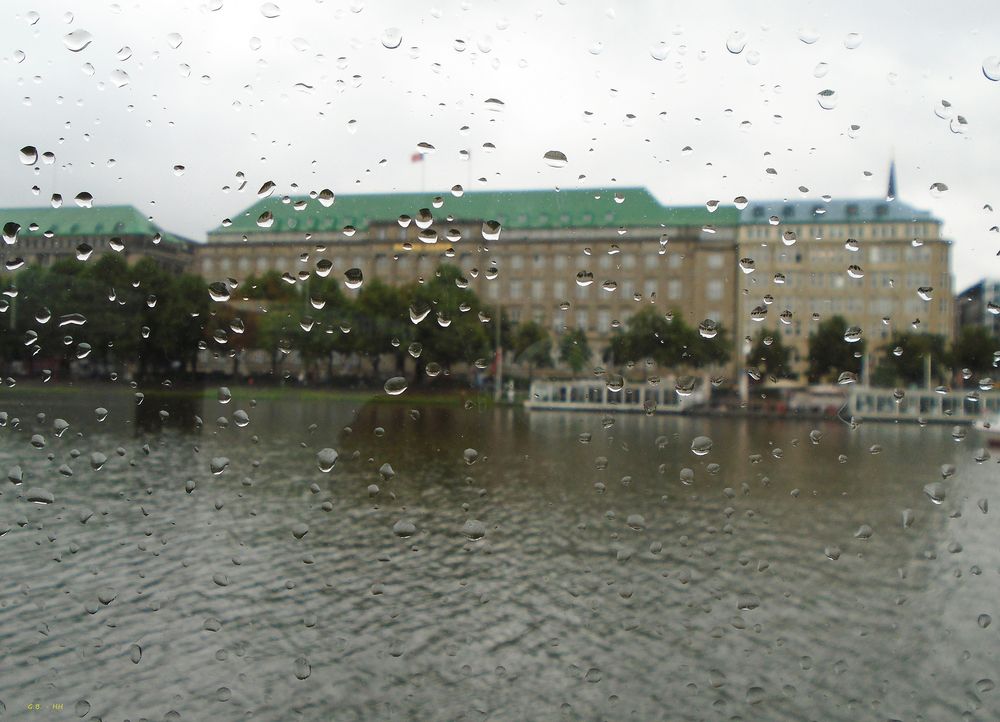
[0,205,194,275]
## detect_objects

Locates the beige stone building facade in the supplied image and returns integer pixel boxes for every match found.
[199,187,741,371]
[735,198,952,377]
[196,185,953,381]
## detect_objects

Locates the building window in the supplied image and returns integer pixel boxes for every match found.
[643,280,657,299]
[668,279,682,300]
[597,309,611,329]
[707,253,724,269]
[553,280,566,300]
[554,254,568,270]
[531,280,544,300]
[575,309,589,330]
[510,280,523,298]
[510,254,524,270]
[706,279,723,300]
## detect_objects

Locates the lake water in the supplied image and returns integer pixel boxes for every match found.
[0,387,997,721]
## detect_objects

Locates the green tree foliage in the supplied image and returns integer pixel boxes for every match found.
[559,327,592,373]
[0,255,208,379]
[243,270,297,301]
[952,326,997,379]
[875,332,950,387]
[807,315,864,383]
[402,264,490,379]
[352,278,410,376]
[511,320,552,378]
[747,328,792,380]
[605,308,730,370]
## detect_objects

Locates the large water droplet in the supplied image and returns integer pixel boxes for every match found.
[381,27,402,49]
[344,267,363,289]
[844,326,862,343]
[19,146,38,165]
[63,29,93,52]
[317,448,338,472]
[691,436,713,456]
[983,56,1000,81]
[543,150,567,168]
[817,89,838,110]
[725,31,747,54]
[260,2,281,18]
[384,377,407,396]
[208,282,231,302]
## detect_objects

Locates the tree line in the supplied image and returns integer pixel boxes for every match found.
[0,258,991,388]
[747,314,997,387]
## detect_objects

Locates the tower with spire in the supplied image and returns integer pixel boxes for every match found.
[886,158,897,202]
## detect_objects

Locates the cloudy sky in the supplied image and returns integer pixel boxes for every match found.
[3,0,999,289]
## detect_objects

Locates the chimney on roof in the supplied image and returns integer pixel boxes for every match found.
[886,158,897,202]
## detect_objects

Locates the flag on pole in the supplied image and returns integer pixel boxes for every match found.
[411,152,424,163]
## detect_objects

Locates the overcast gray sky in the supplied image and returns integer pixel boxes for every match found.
[3,0,999,289]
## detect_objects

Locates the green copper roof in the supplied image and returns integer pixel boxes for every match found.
[740,198,938,225]
[0,204,191,245]
[210,187,740,237]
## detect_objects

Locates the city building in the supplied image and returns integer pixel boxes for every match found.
[735,193,953,377]
[199,180,952,381]
[200,187,740,367]
[955,278,1000,338]
[0,205,194,275]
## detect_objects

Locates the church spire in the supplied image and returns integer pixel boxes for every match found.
[886,158,897,202]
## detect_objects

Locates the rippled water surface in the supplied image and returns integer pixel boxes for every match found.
[0,387,998,721]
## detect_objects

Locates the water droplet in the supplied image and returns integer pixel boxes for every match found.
[208,282,231,302]
[25,487,54,504]
[344,267,363,289]
[725,31,747,54]
[843,32,863,50]
[543,150,567,168]
[482,220,502,241]
[817,89,838,110]
[75,699,92,717]
[74,192,93,208]
[982,56,1000,81]
[649,41,669,61]
[18,145,38,165]
[393,519,416,538]
[210,457,229,475]
[837,371,857,385]
[584,667,602,683]
[844,326,862,343]
[978,613,992,628]
[63,29,93,52]
[260,2,280,18]
[929,182,948,197]
[923,482,946,504]
[316,448,338,472]
[294,657,311,680]
[798,27,820,44]
[383,376,408,396]
[691,436,713,456]
[97,588,118,605]
[576,270,594,287]
[462,519,486,540]
[463,448,479,465]
[746,686,766,705]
